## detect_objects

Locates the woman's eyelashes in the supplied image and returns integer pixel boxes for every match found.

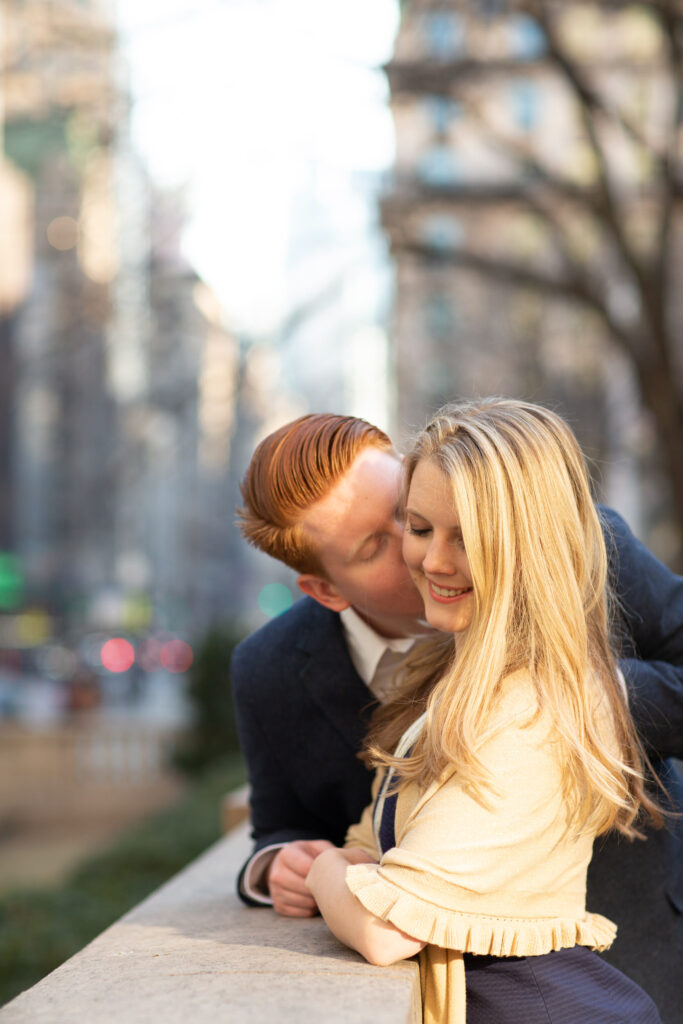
[406,521,431,537]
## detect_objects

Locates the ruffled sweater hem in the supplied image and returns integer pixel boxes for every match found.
[346,865,617,956]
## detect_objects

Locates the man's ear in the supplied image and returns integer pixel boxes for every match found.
[297,574,350,613]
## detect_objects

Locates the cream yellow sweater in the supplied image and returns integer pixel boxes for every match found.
[344,673,617,1024]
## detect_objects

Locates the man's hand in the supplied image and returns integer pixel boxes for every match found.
[266,839,335,917]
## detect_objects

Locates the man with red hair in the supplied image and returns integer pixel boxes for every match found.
[232,412,682,1020]
[235,414,429,915]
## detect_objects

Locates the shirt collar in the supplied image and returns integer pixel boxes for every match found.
[339,605,416,686]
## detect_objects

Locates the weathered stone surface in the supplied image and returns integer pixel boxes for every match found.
[1,824,421,1023]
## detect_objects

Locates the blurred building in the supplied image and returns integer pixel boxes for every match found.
[0,0,119,621]
[0,0,400,647]
[0,0,248,652]
[382,0,680,552]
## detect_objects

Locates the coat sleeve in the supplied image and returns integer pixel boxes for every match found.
[232,639,332,848]
[232,639,335,905]
[601,506,683,758]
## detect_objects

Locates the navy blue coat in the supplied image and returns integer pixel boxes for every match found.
[232,507,682,1021]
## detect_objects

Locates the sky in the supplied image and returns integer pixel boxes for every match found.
[115,0,400,333]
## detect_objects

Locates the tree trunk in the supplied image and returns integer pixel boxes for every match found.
[635,357,683,571]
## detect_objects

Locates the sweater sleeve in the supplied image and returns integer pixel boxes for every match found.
[345,679,616,956]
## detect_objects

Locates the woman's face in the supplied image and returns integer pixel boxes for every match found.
[402,457,474,635]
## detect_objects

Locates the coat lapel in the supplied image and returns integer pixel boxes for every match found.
[296,601,377,754]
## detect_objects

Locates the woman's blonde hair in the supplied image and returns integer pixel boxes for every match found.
[366,397,662,839]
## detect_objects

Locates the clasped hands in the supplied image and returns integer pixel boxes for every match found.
[266,840,375,917]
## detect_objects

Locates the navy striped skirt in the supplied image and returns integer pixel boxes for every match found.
[464,945,661,1024]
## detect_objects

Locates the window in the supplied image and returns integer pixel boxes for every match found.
[417,147,461,187]
[421,12,464,59]
[510,80,540,131]
[508,15,546,60]
[420,215,465,252]
[426,97,462,135]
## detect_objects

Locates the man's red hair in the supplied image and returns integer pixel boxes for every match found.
[237,413,393,576]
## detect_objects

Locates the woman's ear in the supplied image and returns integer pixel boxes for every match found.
[297,574,350,613]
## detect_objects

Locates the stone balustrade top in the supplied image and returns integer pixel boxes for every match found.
[0,821,421,1024]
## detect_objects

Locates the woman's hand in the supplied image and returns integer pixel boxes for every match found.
[339,846,379,865]
[305,847,357,897]
[305,847,425,967]
[306,847,376,897]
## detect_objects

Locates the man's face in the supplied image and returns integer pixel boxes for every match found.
[298,447,426,638]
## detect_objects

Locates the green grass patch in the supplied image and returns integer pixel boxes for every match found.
[0,754,246,1008]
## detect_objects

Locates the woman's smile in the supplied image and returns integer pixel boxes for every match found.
[402,458,475,634]
[427,580,473,603]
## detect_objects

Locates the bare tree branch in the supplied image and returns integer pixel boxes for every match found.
[533,3,672,353]
[651,2,683,313]
[454,93,614,279]
[520,1,670,163]
[399,237,640,350]
[385,19,678,348]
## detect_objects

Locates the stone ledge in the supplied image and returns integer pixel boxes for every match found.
[0,822,421,1023]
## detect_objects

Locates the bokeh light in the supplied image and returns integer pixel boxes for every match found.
[17,609,52,647]
[257,583,294,618]
[46,215,79,251]
[160,638,193,673]
[122,592,153,632]
[0,553,24,610]
[100,637,135,673]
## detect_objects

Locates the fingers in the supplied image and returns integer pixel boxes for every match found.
[267,840,334,917]
[298,839,335,858]
[271,889,318,916]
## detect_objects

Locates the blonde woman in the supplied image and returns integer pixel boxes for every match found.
[306,399,662,1023]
